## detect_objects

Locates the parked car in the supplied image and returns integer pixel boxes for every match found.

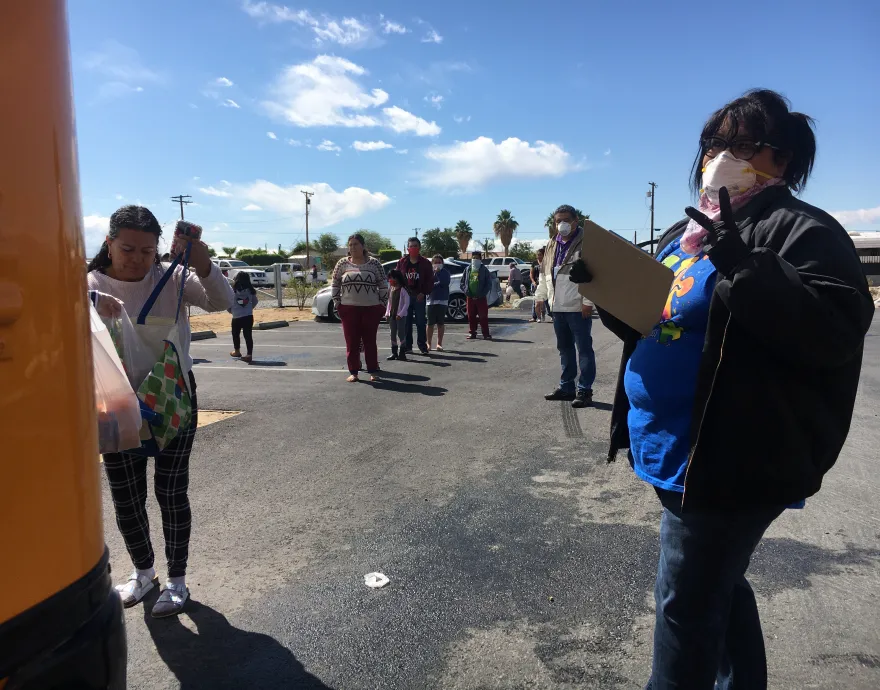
[211,258,269,287]
[485,256,532,281]
[311,259,502,322]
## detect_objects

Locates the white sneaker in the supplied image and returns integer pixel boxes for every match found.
[115,571,157,608]
[151,582,189,618]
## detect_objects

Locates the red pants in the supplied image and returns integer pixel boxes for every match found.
[466,296,490,337]
[338,304,384,375]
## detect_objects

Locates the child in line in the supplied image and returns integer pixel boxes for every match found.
[385,269,410,361]
[230,272,257,363]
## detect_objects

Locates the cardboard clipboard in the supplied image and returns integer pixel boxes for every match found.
[576,221,674,336]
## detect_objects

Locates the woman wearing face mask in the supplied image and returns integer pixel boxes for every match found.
[87,205,233,618]
[459,251,493,340]
[572,90,873,689]
[426,254,450,351]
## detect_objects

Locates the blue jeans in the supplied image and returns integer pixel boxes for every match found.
[647,490,785,690]
[552,311,595,393]
[404,298,427,351]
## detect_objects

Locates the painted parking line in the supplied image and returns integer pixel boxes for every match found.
[194,366,344,373]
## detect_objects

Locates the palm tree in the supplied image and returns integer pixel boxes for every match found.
[454,220,473,257]
[546,208,590,238]
[493,210,519,256]
[221,246,238,257]
[478,237,495,256]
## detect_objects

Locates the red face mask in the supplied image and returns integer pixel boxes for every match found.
[408,246,419,258]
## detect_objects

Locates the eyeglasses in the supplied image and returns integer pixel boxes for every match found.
[701,136,782,162]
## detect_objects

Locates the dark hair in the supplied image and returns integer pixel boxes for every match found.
[432,254,444,262]
[691,89,816,195]
[407,237,421,248]
[87,205,163,272]
[233,271,256,294]
[347,233,368,257]
[386,268,405,285]
[472,250,482,259]
[553,204,578,221]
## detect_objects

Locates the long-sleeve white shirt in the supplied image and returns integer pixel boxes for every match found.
[88,262,234,374]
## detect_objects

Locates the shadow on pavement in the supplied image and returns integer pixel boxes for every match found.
[144,598,333,690]
[375,370,430,382]
[479,338,533,344]
[427,353,486,364]
[590,401,614,412]
[370,379,448,396]
[405,359,452,368]
[445,350,498,358]
[248,360,288,367]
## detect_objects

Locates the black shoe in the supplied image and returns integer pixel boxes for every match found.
[398,350,408,361]
[387,345,399,361]
[571,390,593,408]
[545,388,576,401]
[419,347,429,355]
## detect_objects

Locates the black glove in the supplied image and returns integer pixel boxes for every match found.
[684,186,750,277]
[569,258,593,284]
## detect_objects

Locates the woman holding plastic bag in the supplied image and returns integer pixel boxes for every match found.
[88,205,233,618]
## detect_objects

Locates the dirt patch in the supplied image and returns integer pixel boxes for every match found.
[189,307,316,333]
[198,410,243,428]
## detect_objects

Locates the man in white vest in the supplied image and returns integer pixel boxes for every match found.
[534,205,596,408]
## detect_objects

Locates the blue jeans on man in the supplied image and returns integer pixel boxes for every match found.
[404,297,427,352]
[552,311,595,393]
[647,489,785,690]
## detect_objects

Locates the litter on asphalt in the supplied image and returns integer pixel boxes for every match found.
[364,572,390,589]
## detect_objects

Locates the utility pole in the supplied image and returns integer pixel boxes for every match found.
[170,194,192,220]
[301,190,314,268]
[647,182,657,255]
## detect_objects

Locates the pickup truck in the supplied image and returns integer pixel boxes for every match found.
[264,263,328,286]
[210,259,269,287]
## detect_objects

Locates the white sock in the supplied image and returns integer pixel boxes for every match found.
[167,575,186,588]
[136,566,156,581]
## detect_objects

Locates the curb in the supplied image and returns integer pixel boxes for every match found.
[191,330,217,341]
[257,320,290,330]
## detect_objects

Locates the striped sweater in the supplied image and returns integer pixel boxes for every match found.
[330,257,389,307]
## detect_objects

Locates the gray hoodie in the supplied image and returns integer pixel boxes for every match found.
[231,288,258,318]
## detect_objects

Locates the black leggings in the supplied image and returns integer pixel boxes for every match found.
[232,315,254,354]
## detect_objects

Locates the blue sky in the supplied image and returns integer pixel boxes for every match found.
[70,0,880,256]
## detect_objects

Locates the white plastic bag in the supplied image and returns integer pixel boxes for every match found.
[90,304,143,454]
[104,307,157,389]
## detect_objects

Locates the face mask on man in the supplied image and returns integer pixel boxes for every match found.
[471,258,482,269]
[408,246,420,258]
[557,221,572,238]
[701,150,772,203]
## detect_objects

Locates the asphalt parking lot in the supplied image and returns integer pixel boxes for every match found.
[103,312,880,690]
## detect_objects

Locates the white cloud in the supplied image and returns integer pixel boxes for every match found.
[193,176,201,181]
[199,186,232,197]
[425,94,443,109]
[220,180,232,187]
[353,140,393,151]
[421,29,443,44]
[222,99,241,108]
[383,106,441,136]
[287,138,303,146]
[242,2,374,47]
[216,77,234,87]
[189,103,198,109]
[236,180,390,229]
[395,149,408,155]
[317,139,342,152]
[263,55,388,128]
[453,114,471,124]
[82,214,110,256]
[83,41,161,85]
[267,131,278,139]
[242,204,263,211]
[382,20,407,34]
[422,136,578,189]
[831,206,880,227]
[604,148,611,156]
[95,82,145,101]
[115,194,124,200]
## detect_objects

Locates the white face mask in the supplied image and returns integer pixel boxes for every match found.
[471,259,482,268]
[433,263,442,272]
[701,150,772,202]
[557,221,572,238]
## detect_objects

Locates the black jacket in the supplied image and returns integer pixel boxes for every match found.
[600,186,874,511]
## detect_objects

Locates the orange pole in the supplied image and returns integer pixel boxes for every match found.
[0,0,104,624]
